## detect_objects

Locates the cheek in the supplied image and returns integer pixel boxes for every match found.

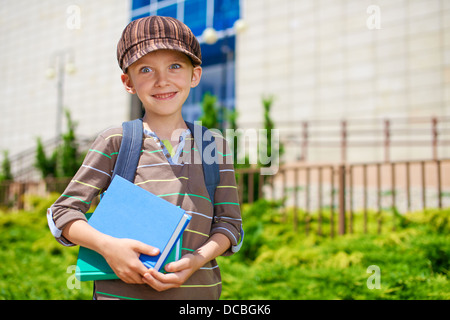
[134,80,153,94]
[174,75,194,89]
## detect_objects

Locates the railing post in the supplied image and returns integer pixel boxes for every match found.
[391,162,396,231]
[248,171,254,204]
[437,160,442,209]
[305,167,311,235]
[16,182,25,210]
[338,164,346,235]
[421,161,426,210]
[384,119,390,162]
[302,121,308,162]
[432,117,438,161]
[341,120,347,163]
[406,161,411,213]
[293,168,299,232]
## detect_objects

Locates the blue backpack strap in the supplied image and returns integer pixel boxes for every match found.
[185,121,220,204]
[111,118,143,183]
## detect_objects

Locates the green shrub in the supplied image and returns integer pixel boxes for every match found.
[35,109,84,179]
[1,197,448,300]
[0,207,93,299]
[0,151,13,182]
[219,199,450,300]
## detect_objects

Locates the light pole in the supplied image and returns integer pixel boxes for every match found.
[46,50,76,141]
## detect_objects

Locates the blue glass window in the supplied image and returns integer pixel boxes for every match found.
[132,0,150,11]
[157,4,177,19]
[214,0,239,31]
[183,0,207,36]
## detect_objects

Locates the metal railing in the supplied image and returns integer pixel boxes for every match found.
[236,159,449,236]
[7,136,94,182]
[240,116,450,163]
[1,159,448,238]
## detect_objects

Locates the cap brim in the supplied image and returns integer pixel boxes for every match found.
[121,39,202,72]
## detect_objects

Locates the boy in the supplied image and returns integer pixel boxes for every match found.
[47,16,242,300]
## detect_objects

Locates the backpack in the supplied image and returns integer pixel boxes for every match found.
[112,118,243,253]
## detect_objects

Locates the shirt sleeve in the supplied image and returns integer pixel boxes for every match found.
[47,127,122,246]
[209,135,243,256]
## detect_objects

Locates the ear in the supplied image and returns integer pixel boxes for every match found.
[190,66,202,88]
[121,73,136,94]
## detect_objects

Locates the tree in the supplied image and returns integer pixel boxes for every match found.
[259,95,284,168]
[0,151,13,182]
[35,137,57,178]
[199,92,220,129]
[56,109,81,178]
[35,109,83,179]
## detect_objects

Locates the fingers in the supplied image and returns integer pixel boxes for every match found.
[115,262,146,284]
[121,240,159,283]
[116,259,147,283]
[142,268,182,292]
[103,239,160,285]
[142,255,197,291]
[132,240,160,257]
[164,256,189,273]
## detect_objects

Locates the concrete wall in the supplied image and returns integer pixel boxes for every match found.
[0,0,131,158]
[235,0,450,163]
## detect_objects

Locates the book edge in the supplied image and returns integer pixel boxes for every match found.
[153,213,191,271]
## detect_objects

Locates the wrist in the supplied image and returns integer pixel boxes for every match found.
[190,250,207,270]
[94,234,115,257]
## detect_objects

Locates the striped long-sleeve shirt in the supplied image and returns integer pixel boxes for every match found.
[47,125,242,300]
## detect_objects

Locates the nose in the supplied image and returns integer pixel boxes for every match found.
[154,71,169,87]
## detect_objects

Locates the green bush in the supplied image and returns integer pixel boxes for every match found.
[0,197,448,300]
[0,208,93,299]
[218,200,450,300]
[35,109,84,179]
[0,151,13,182]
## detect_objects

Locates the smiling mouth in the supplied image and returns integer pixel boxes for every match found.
[152,92,177,100]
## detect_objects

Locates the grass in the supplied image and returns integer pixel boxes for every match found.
[0,194,448,300]
[0,194,93,299]
[217,200,450,300]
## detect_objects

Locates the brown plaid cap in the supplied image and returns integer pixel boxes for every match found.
[117,16,202,73]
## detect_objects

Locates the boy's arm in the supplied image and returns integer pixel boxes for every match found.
[142,233,230,291]
[62,219,160,284]
[49,128,123,246]
[209,137,243,255]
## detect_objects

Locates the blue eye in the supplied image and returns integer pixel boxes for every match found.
[141,67,152,73]
[170,64,181,70]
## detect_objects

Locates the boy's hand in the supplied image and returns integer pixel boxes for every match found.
[101,237,160,284]
[61,220,162,285]
[141,253,201,291]
[141,233,231,291]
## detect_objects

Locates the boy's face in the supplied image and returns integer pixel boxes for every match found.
[121,49,202,119]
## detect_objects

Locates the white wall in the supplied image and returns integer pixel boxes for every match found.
[0,0,131,158]
[236,0,450,163]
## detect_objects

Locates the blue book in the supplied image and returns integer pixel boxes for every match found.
[75,175,191,281]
